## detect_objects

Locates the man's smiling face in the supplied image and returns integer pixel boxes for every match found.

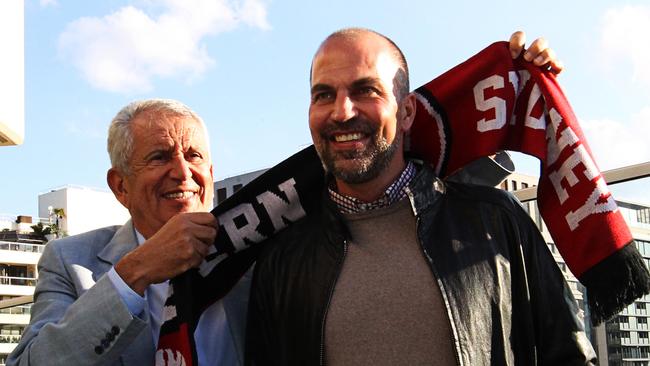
[113,110,213,238]
[308,32,408,187]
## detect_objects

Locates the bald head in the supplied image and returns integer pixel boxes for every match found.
[311,28,410,101]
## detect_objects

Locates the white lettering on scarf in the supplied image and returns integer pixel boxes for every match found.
[546,108,617,230]
[473,72,618,231]
[198,178,306,277]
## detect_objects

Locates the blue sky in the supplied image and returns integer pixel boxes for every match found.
[2,0,650,218]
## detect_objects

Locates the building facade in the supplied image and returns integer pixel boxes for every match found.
[0,216,46,366]
[38,185,129,236]
[595,200,650,366]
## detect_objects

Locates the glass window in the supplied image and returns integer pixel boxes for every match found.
[216,188,227,204]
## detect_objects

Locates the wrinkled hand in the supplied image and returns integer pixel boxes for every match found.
[115,212,218,295]
[508,31,564,74]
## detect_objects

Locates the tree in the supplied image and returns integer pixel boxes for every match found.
[30,222,52,237]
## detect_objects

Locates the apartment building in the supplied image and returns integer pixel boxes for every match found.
[0,216,46,366]
[594,200,650,366]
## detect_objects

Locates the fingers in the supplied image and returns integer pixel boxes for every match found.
[509,31,526,59]
[513,33,565,75]
[184,211,219,227]
[523,37,549,62]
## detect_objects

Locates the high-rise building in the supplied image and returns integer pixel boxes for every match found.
[594,200,650,366]
[0,216,46,366]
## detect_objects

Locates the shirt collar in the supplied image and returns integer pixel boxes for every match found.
[134,229,145,246]
[328,160,416,214]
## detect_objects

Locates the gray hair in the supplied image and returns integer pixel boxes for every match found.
[107,99,210,174]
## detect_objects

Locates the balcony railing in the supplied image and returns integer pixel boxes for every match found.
[0,276,37,286]
[0,334,20,344]
[0,241,44,253]
[0,304,30,315]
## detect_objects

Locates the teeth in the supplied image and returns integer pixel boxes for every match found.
[164,191,196,199]
[334,133,362,142]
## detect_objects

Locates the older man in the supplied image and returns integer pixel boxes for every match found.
[8,100,244,365]
[245,29,597,365]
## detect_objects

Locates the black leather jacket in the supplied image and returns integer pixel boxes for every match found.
[246,164,597,365]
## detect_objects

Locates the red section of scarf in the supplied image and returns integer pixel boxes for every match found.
[410,41,632,276]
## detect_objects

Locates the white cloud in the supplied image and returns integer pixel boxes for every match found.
[600,5,650,91]
[58,0,271,94]
[40,0,59,7]
[581,107,650,171]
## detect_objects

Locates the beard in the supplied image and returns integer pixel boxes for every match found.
[313,117,401,184]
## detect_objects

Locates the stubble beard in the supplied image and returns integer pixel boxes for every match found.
[314,119,401,184]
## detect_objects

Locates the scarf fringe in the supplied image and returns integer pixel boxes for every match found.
[580,241,650,325]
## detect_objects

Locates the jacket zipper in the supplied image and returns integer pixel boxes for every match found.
[409,191,463,366]
[319,239,348,366]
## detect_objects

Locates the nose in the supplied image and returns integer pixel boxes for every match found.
[169,155,192,180]
[331,93,357,122]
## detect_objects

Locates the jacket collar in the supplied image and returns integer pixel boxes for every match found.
[405,162,445,216]
[320,161,444,243]
[97,219,139,265]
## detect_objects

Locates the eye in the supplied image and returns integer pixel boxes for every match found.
[312,91,335,104]
[187,151,204,161]
[354,86,379,97]
[148,152,166,162]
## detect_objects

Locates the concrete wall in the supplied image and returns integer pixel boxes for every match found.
[38,186,129,236]
[0,1,24,146]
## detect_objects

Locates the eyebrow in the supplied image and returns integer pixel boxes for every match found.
[310,77,383,95]
[310,83,333,95]
[350,77,382,89]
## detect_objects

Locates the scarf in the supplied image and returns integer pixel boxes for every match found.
[154,41,650,366]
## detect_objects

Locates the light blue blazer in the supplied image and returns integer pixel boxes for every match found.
[7,220,250,366]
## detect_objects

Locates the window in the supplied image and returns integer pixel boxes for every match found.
[639,331,648,339]
[638,208,650,224]
[638,303,647,310]
[619,316,629,325]
[233,184,243,193]
[522,182,529,189]
[216,188,227,204]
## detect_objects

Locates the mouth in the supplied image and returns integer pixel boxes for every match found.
[162,189,200,200]
[333,132,364,142]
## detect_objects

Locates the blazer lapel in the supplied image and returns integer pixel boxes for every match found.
[97,219,139,266]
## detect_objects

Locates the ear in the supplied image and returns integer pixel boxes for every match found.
[107,168,130,209]
[398,92,416,133]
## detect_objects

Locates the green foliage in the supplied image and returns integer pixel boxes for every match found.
[30,222,52,236]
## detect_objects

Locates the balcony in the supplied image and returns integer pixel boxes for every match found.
[0,241,43,266]
[0,276,37,297]
[0,242,44,254]
[608,322,622,332]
